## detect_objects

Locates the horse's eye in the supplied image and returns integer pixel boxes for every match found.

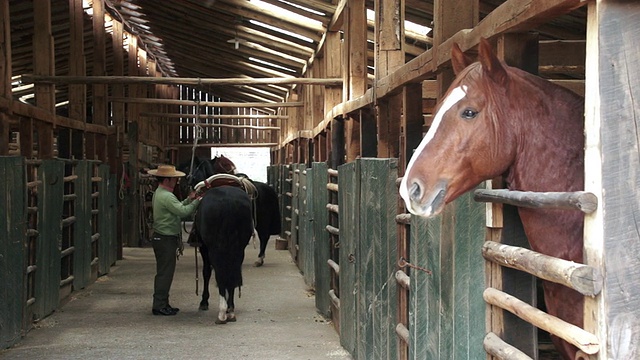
[461,108,478,119]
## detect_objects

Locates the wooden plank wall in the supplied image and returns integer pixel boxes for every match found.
[338,160,359,355]
[289,164,301,262]
[409,190,486,359]
[300,165,315,286]
[0,157,26,349]
[34,160,64,320]
[98,164,116,275]
[73,160,93,290]
[311,162,331,318]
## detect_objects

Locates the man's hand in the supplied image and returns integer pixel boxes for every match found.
[189,190,203,200]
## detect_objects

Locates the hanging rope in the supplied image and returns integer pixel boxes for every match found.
[188,79,204,182]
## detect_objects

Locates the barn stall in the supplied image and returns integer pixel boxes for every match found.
[1,0,639,359]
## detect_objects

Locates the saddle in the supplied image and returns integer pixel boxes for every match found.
[193,173,257,200]
[187,174,258,248]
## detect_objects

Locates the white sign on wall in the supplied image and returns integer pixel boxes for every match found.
[211,147,271,183]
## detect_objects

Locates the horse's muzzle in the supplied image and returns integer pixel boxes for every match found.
[400,178,448,218]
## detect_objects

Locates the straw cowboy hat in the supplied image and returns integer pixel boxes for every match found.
[148,164,186,178]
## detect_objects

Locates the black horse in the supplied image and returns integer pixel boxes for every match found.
[180,155,281,266]
[193,185,253,323]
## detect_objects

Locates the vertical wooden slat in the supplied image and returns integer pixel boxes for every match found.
[338,160,358,355]
[73,160,92,289]
[34,159,64,320]
[360,159,399,359]
[410,211,441,359]
[289,164,300,261]
[301,167,315,286]
[312,162,331,317]
[107,173,118,266]
[98,164,111,275]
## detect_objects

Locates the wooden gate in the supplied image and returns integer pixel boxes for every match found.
[338,158,400,359]
[0,156,118,349]
[408,190,486,359]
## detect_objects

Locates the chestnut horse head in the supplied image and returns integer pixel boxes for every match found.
[399,38,585,360]
[400,38,584,218]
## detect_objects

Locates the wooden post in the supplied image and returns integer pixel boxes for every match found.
[342,0,367,160]
[488,32,540,358]
[108,18,123,181]
[374,0,404,159]
[33,0,54,159]
[584,2,640,359]
[68,0,86,123]
[0,0,10,155]
[398,80,421,360]
[92,0,107,162]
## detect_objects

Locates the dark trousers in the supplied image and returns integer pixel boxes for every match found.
[152,234,179,310]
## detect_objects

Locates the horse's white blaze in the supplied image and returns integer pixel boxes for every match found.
[218,295,228,322]
[400,85,468,210]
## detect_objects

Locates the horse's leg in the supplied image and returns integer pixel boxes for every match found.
[254,229,266,267]
[215,287,228,324]
[226,287,237,322]
[199,247,211,311]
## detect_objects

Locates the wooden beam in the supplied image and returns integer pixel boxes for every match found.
[109,97,303,108]
[141,112,287,120]
[164,122,280,130]
[168,142,278,148]
[22,75,342,87]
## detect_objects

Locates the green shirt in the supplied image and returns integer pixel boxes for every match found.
[152,186,200,236]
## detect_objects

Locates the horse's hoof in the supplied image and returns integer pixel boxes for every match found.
[199,304,209,311]
[254,260,264,267]
[227,315,237,322]
[215,319,227,324]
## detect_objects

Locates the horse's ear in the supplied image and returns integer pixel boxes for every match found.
[451,43,472,75]
[478,38,508,86]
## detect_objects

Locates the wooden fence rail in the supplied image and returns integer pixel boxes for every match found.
[474,189,598,213]
[483,288,600,355]
[482,241,603,296]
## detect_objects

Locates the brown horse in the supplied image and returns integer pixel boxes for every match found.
[399,38,585,359]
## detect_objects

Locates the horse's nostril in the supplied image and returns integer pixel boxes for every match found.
[409,181,422,201]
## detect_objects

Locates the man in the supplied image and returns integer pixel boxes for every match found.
[148,164,200,316]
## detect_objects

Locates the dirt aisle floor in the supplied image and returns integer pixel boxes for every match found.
[0,235,351,360]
